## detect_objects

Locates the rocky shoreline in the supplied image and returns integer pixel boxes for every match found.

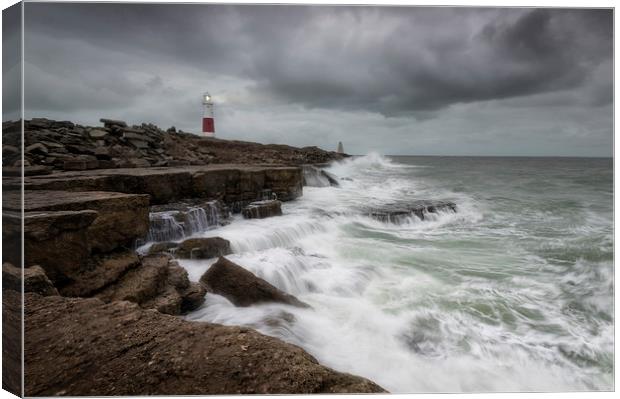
[2,118,389,395]
[3,118,458,395]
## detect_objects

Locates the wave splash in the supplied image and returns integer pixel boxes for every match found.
[180,153,612,392]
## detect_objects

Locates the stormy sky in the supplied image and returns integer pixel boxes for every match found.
[16,3,613,156]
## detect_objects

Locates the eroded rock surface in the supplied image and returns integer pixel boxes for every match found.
[200,257,309,308]
[94,254,205,315]
[22,292,384,395]
[3,263,59,296]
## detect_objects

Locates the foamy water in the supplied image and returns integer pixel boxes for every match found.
[178,154,613,392]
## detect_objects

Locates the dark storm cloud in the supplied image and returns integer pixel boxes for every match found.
[23,4,612,117]
[18,3,612,157]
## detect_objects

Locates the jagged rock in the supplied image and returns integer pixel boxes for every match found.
[93,254,203,315]
[21,291,385,395]
[200,257,309,308]
[58,251,141,297]
[180,282,207,312]
[5,118,344,172]
[3,263,59,296]
[242,200,283,219]
[369,200,457,223]
[176,237,232,259]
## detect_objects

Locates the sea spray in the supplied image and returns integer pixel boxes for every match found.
[182,154,613,392]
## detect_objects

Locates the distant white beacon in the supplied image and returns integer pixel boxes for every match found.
[202,92,215,137]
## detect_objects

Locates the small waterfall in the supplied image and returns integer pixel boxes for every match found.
[146,201,225,242]
[147,212,185,242]
[186,207,209,235]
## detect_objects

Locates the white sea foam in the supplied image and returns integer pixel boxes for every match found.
[180,154,613,392]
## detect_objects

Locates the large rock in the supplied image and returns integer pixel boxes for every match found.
[175,237,232,259]
[242,200,282,219]
[22,292,384,395]
[94,254,204,315]
[200,257,309,308]
[3,263,58,296]
[58,251,141,297]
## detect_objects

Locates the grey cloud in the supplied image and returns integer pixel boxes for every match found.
[14,3,613,157]
[24,4,612,117]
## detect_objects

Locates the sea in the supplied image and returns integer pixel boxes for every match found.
[177,154,613,392]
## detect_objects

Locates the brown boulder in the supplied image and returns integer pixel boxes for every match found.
[23,292,385,395]
[58,251,141,297]
[3,263,58,296]
[200,257,309,308]
[176,237,231,259]
[242,200,283,219]
[94,254,204,315]
[147,241,179,255]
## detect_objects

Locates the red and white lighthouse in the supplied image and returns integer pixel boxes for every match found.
[202,92,215,137]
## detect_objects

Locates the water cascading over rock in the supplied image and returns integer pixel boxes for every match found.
[147,201,227,242]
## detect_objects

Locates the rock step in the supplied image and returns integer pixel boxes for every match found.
[7,164,303,205]
[4,190,150,254]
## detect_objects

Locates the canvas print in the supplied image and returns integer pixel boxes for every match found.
[1,1,614,396]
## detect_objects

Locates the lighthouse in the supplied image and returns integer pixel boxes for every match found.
[202,92,215,137]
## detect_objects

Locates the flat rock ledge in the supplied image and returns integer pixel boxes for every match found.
[200,257,310,308]
[18,291,386,395]
[369,200,457,223]
[4,164,305,205]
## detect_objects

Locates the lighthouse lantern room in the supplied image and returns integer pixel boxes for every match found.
[202,92,215,137]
